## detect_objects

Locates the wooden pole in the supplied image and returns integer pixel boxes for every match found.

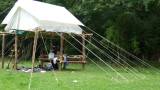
[82,34,86,69]
[1,34,5,69]
[59,33,64,70]
[13,32,18,69]
[31,30,39,72]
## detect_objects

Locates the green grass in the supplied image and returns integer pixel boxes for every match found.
[0,62,160,90]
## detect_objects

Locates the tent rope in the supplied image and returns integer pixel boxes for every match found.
[69,33,128,81]
[76,34,143,79]
[83,26,160,72]
[55,32,110,76]
[40,32,59,84]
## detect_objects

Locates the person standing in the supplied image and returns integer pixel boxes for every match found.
[48,50,55,69]
[48,47,59,70]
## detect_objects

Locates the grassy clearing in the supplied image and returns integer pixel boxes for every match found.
[0,61,160,90]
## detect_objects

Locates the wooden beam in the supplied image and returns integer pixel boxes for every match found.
[59,33,64,70]
[82,34,86,69]
[0,32,14,35]
[80,33,93,36]
[31,30,39,72]
[1,34,5,69]
[60,33,64,60]
[13,32,18,69]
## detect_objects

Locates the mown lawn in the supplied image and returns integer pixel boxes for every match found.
[0,62,160,90]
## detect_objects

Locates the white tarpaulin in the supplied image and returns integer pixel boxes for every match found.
[2,0,84,34]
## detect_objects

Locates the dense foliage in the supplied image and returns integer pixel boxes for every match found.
[0,0,160,61]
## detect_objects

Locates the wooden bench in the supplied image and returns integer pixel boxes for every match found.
[60,55,86,69]
[39,55,86,70]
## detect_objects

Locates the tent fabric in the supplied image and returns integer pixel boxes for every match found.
[2,0,84,34]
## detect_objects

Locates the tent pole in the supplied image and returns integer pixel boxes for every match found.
[13,32,18,70]
[1,34,5,69]
[59,32,64,70]
[31,29,39,72]
[13,7,21,70]
[82,34,85,69]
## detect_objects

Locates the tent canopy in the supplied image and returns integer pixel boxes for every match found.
[1,0,84,34]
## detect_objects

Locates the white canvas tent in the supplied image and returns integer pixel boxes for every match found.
[1,0,86,70]
[2,0,84,34]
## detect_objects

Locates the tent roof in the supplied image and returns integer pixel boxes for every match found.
[1,0,84,34]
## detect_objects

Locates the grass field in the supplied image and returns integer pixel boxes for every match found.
[0,61,160,90]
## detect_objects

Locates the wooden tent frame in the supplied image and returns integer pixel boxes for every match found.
[37,31,93,70]
[1,29,92,70]
[0,32,14,69]
[57,32,93,70]
[0,29,41,70]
